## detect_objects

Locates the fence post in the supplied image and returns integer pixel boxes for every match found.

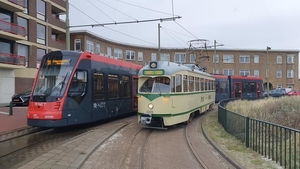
[9,102,13,116]
[246,116,250,147]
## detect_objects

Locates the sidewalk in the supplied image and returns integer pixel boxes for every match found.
[0,106,28,133]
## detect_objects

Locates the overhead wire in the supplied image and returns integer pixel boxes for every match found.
[161,27,186,48]
[87,0,116,23]
[68,2,157,46]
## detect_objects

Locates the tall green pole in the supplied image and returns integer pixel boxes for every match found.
[66,0,70,50]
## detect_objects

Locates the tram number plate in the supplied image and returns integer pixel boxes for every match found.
[146,110,153,114]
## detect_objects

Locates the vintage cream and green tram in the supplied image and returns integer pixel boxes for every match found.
[137,61,215,129]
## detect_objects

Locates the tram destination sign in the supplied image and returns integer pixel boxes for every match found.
[46,59,71,65]
[143,69,165,75]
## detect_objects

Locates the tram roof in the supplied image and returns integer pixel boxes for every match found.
[138,61,213,77]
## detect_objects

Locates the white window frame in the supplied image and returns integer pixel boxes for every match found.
[213,54,219,63]
[254,55,259,63]
[86,40,94,52]
[138,52,143,61]
[151,53,157,61]
[277,55,282,64]
[107,47,112,56]
[223,69,234,75]
[276,70,282,78]
[174,53,186,63]
[287,70,294,78]
[287,54,294,64]
[74,39,81,51]
[37,0,45,20]
[126,50,135,60]
[223,54,234,63]
[239,55,250,63]
[190,54,196,63]
[96,44,100,54]
[160,53,170,61]
[254,70,259,77]
[114,48,123,59]
[239,69,250,76]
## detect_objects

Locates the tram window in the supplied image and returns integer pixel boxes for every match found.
[171,76,176,92]
[94,73,104,101]
[108,74,119,99]
[140,78,154,92]
[152,77,171,93]
[200,78,204,91]
[205,79,208,91]
[183,75,188,92]
[175,74,182,92]
[189,76,194,92]
[121,76,130,98]
[219,81,227,93]
[215,81,219,92]
[242,82,255,93]
[213,80,215,90]
[195,77,199,91]
[68,70,87,103]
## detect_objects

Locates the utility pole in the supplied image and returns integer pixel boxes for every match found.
[66,0,70,50]
[158,23,161,56]
[266,46,271,97]
[213,40,224,74]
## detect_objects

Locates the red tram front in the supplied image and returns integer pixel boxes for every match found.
[27,50,142,127]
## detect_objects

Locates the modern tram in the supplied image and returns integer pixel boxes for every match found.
[27,50,142,127]
[137,61,215,129]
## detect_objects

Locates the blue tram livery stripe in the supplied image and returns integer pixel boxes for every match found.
[137,102,214,117]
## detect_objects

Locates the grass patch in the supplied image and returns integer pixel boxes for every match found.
[204,111,283,169]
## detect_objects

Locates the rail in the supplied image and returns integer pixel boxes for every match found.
[8,0,26,8]
[218,99,300,169]
[0,52,26,66]
[0,20,26,36]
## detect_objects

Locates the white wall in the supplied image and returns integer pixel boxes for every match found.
[0,69,15,104]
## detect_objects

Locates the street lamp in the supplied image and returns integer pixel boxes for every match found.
[266,46,271,97]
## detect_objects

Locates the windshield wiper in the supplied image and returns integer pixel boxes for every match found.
[59,71,70,94]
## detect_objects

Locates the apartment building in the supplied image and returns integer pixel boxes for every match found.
[0,0,66,104]
[70,30,300,91]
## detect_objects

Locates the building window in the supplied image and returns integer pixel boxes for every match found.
[213,69,219,74]
[287,54,294,64]
[151,53,157,61]
[223,69,234,75]
[37,48,45,68]
[37,23,45,44]
[239,69,250,76]
[107,47,111,56]
[17,16,28,39]
[239,55,250,63]
[160,53,170,61]
[0,41,12,54]
[223,54,234,63]
[277,84,282,88]
[23,0,28,14]
[174,53,186,63]
[287,70,294,78]
[17,44,29,67]
[287,84,294,89]
[254,70,259,77]
[86,40,94,52]
[74,39,81,51]
[138,52,143,61]
[37,0,45,20]
[213,54,219,63]
[276,70,282,78]
[190,54,196,63]
[126,50,135,60]
[254,55,259,63]
[95,44,100,54]
[277,55,282,64]
[114,48,123,59]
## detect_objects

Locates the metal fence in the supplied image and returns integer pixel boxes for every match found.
[218,99,300,169]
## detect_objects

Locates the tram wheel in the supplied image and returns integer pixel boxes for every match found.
[185,113,194,125]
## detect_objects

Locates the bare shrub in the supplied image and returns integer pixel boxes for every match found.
[225,96,300,130]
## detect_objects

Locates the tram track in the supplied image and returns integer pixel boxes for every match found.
[0,126,47,143]
[138,129,153,169]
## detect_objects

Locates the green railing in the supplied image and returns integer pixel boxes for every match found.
[218,99,300,169]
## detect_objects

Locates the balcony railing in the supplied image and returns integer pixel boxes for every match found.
[0,52,26,66]
[0,20,26,36]
[8,0,26,8]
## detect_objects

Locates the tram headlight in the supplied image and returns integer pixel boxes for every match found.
[148,103,154,110]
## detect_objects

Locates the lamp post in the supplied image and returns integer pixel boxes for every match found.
[266,46,271,97]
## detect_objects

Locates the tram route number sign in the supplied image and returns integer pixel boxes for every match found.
[143,70,164,75]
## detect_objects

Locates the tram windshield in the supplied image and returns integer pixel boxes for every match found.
[139,77,171,93]
[32,51,81,98]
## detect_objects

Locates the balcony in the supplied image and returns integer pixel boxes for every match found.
[0,0,26,12]
[0,20,26,41]
[49,38,66,50]
[48,14,66,30]
[0,52,26,69]
[50,0,66,14]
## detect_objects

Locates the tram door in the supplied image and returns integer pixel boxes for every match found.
[256,82,261,98]
[234,82,242,99]
[132,76,138,111]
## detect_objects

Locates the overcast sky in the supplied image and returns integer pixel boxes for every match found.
[67,0,300,50]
